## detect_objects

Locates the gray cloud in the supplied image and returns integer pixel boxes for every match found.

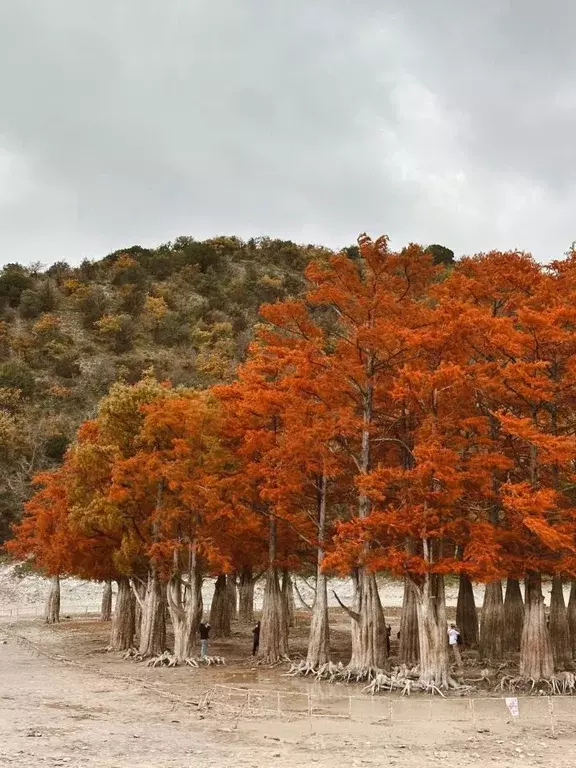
[0,0,575,266]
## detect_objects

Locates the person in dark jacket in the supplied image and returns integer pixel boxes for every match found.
[252,621,261,656]
[199,621,211,658]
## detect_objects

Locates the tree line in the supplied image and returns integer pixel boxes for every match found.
[10,233,573,691]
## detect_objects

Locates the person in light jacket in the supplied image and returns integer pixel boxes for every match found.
[448,623,462,667]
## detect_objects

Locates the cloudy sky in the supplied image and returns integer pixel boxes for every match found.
[0,0,574,266]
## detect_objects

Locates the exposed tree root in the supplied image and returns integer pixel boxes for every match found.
[287,660,343,681]
[363,672,420,697]
[465,667,496,683]
[255,654,291,668]
[550,672,576,695]
[338,666,385,684]
[498,672,576,695]
[122,647,225,667]
[364,670,474,696]
[122,647,144,662]
[147,652,226,668]
[147,651,182,668]
[289,659,473,695]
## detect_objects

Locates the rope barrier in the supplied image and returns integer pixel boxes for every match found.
[201,681,575,729]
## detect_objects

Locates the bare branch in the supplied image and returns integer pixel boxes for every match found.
[130,578,145,611]
[293,578,314,611]
[332,589,360,622]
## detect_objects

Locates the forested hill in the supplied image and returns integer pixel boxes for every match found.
[0,235,337,541]
[0,235,454,542]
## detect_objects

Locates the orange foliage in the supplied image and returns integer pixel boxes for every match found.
[9,235,576,592]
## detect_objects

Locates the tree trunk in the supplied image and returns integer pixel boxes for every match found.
[226,573,238,622]
[415,573,450,687]
[399,534,419,665]
[258,565,288,662]
[398,577,419,666]
[550,577,572,671]
[480,581,504,660]
[258,516,288,663]
[347,400,386,674]
[209,574,231,638]
[168,556,203,661]
[503,577,524,653]
[168,575,187,660]
[568,581,576,660]
[348,568,362,668]
[343,372,385,673]
[347,569,386,673]
[456,573,478,648]
[100,580,113,622]
[520,572,553,679]
[44,574,60,624]
[306,473,330,668]
[136,569,166,658]
[187,562,204,639]
[133,578,146,643]
[238,567,255,623]
[281,569,295,630]
[110,577,135,651]
[306,571,329,667]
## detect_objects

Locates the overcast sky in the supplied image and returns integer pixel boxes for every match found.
[0,0,574,266]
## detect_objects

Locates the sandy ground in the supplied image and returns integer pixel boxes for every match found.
[1,566,576,766]
[1,622,576,768]
[2,615,576,768]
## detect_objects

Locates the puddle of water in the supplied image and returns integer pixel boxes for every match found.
[214,666,370,701]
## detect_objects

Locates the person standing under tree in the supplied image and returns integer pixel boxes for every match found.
[252,621,261,656]
[199,621,211,658]
[448,623,462,667]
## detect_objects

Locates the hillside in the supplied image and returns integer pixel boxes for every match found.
[0,235,334,542]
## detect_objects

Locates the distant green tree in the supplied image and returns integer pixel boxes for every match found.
[95,313,134,353]
[76,286,109,329]
[152,311,191,347]
[117,284,146,317]
[174,236,229,273]
[342,245,361,261]
[255,238,310,271]
[43,433,69,462]
[78,258,98,281]
[425,244,455,266]
[0,264,34,308]
[0,359,35,397]
[47,345,81,379]
[46,261,73,284]
[18,289,44,319]
[0,490,20,545]
[110,254,148,291]
[19,281,58,319]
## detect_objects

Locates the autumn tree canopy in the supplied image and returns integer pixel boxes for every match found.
[8,234,576,687]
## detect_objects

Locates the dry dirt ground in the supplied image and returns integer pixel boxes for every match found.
[2,617,576,767]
